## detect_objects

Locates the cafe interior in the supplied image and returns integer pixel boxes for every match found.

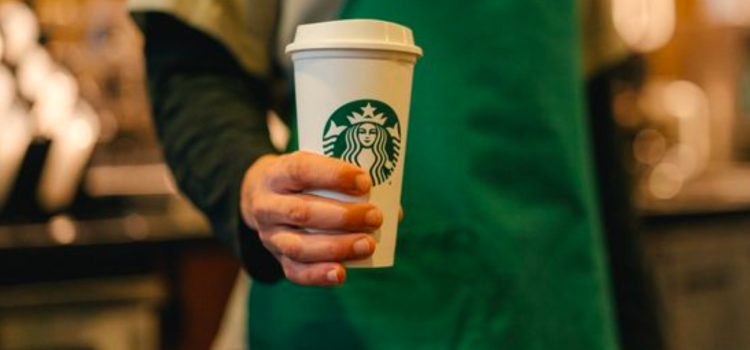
[0,0,749,349]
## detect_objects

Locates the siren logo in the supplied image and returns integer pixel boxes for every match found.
[323,99,401,186]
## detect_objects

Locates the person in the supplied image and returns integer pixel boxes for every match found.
[131,0,621,348]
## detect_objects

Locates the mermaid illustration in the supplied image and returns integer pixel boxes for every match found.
[341,121,392,185]
[323,101,400,186]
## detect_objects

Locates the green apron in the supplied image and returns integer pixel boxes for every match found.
[249,0,619,348]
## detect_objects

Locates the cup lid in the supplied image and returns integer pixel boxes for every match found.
[285,19,422,56]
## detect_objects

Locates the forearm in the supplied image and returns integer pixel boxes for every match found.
[133,12,283,282]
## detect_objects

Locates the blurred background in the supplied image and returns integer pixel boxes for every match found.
[0,0,748,349]
[0,1,239,349]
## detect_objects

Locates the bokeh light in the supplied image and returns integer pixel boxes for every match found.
[634,128,668,165]
[663,80,710,120]
[38,102,100,212]
[49,215,77,245]
[32,69,79,137]
[649,161,684,199]
[17,46,56,101]
[613,0,676,52]
[704,0,750,26]
[0,1,39,64]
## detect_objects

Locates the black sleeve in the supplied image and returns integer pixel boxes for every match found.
[132,12,283,283]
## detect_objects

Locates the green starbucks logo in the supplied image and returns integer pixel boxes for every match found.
[323,99,401,186]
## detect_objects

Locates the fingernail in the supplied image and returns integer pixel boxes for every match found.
[365,209,382,227]
[327,268,341,284]
[353,238,373,255]
[354,174,370,193]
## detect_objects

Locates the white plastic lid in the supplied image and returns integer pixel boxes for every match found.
[286,19,422,56]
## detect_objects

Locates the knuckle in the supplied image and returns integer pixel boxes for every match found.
[333,161,349,176]
[281,263,298,283]
[285,200,309,225]
[330,162,350,182]
[248,199,262,216]
[249,199,271,225]
[326,242,347,260]
[280,237,303,260]
[287,157,306,185]
[260,239,277,255]
[257,231,279,254]
[257,231,271,247]
[267,174,284,192]
[315,241,337,260]
[299,269,319,285]
[266,157,284,179]
[283,263,318,286]
[343,204,370,227]
[267,155,291,184]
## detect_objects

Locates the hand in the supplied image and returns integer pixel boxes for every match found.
[240,151,382,286]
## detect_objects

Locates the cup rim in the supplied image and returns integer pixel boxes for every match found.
[285,19,423,57]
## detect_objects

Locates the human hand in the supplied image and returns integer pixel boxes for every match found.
[240,151,381,286]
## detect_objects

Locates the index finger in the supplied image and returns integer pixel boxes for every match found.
[268,151,371,195]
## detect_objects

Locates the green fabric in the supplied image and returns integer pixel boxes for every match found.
[249,0,619,348]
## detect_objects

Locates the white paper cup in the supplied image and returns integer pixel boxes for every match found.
[286,19,422,267]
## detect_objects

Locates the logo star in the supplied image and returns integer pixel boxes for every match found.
[324,120,347,138]
[361,103,377,117]
[387,124,400,140]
